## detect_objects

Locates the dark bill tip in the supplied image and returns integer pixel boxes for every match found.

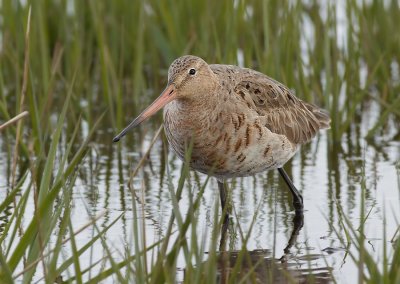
[112,117,141,143]
[112,84,176,144]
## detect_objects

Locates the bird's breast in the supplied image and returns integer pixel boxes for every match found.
[163,101,298,179]
[163,102,218,162]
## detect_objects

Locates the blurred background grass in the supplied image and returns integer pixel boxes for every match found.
[0,0,399,283]
[1,0,399,144]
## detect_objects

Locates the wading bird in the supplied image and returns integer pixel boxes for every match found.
[113,55,330,215]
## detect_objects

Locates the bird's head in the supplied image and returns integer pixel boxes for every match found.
[113,55,217,142]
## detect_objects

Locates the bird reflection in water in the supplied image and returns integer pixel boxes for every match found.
[192,213,333,284]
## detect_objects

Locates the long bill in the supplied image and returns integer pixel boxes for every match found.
[113,84,176,142]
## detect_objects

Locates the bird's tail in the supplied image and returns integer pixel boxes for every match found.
[306,103,331,129]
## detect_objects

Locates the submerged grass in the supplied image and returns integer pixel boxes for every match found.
[0,0,399,282]
[332,169,400,284]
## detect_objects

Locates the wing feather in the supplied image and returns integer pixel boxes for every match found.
[233,74,330,144]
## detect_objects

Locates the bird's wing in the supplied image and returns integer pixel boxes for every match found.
[233,71,330,144]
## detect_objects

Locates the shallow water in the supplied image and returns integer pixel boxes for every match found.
[2,96,398,282]
[0,0,399,282]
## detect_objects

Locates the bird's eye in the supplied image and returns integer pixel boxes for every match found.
[189,68,196,75]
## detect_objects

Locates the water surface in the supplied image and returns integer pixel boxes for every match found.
[2,96,398,282]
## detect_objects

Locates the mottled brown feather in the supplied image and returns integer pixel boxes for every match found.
[211,65,331,145]
[159,56,331,179]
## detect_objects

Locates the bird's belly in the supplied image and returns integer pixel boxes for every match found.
[191,141,298,179]
[164,122,298,179]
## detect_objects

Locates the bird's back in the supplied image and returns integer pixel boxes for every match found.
[210,64,330,145]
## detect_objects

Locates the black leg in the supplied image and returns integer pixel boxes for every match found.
[219,211,230,251]
[278,168,303,212]
[218,180,231,220]
[218,180,232,251]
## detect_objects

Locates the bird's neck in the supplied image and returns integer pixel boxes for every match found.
[163,90,223,132]
[175,91,221,112]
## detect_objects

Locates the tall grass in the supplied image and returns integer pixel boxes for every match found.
[0,0,399,282]
[332,168,400,284]
[1,0,399,136]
